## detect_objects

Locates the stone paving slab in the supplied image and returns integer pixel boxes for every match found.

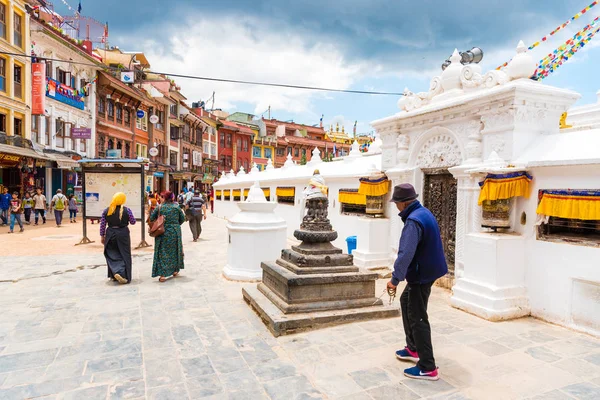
[0,215,599,399]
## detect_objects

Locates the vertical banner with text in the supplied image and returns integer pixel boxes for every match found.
[32,63,46,115]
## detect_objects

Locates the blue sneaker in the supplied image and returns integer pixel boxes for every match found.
[404,366,439,381]
[395,347,419,363]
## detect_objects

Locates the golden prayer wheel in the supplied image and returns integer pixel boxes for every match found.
[365,195,385,217]
[481,199,511,230]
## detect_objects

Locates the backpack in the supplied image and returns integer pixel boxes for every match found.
[55,195,65,211]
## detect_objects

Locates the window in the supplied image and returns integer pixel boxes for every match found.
[211,144,216,156]
[116,104,123,122]
[107,100,114,118]
[287,146,292,156]
[124,108,130,124]
[537,189,600,246]
[32,116,39,143]
[204,142,209,154]
[253,146,261,158]
[264,148,272,159]
[45,61,52,79]
[137,113,148,131]
[65,124,75,150]
[0,58,5,92]
[301,148,307,157]
[276,147,285,157]
[219,133,225,148]
[13,117,22,136]
[57,68,69,86]
[226,134,232,148]
[170,126,180,140]
[0,113,5,133]
[135,144,148,158]
[13,65,21,99]
[45,117,50,144]
[236,138,241,150]
[0,4,5,40]
[156,110,164,130]
[276,187,295,205]
[294,148,299,157]
[98,98,105,115]
[13,12,22,48]
[55,120,65,148]
[80,138,86,153]
[242,139,248,152]
[169,151,178,166]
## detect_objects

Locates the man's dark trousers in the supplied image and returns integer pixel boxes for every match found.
[400,281,436,371]
[189,213,203,240]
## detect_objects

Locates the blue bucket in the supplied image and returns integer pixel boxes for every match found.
[346,236,357,255]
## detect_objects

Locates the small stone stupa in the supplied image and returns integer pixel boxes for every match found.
[243,170,399,336]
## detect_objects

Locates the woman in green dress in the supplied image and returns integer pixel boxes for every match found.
[150,191,185,282]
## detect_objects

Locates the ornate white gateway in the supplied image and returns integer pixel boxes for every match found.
[371,41,600,331]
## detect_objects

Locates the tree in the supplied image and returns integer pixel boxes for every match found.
[300,154,307,165]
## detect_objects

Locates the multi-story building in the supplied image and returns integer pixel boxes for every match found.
[226,112,275,171]
[178,102,205,191]
[324,123,354,158]
[29,6,103,198]
[192,105,219,191]
[0,0,35,194]
[218,120,253,174]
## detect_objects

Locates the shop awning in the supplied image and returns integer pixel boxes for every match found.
[43,152,79,169]
[0,143,51,162]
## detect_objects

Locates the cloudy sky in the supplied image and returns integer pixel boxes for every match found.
[58,0,600,134]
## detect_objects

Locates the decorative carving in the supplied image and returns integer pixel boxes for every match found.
[515,106,548,126]
[460,65,484,88]
[416,134,462,169]
[485,134,506,157]
[481,110,515,134]
[483,70,510,88]
[423,172,457,276]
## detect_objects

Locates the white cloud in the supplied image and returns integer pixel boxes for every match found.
[137,14,370,115]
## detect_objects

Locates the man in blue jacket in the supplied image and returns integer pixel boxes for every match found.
[387,183,448,381]
[0,187,11,226]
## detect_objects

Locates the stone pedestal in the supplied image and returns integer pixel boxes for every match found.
[352,217,391,268]
[223,187,287,282]
[451,232,530,321]
[244,195,398,336]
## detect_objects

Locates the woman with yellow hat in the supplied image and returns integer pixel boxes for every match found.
[100,192,137,284]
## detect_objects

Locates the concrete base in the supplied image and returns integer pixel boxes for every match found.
[222,264,262,282]
[450,232,530,321]
[451,278,530,321]
[243,286,400,337]
[353,217,391,268]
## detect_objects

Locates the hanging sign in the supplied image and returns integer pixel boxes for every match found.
[148,147,159,157]
[149,115,159,124]
[136,110,145,119]
[31,63,46,115]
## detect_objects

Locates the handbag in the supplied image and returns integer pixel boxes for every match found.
[148,205,165,237]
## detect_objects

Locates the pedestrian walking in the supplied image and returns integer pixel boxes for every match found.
[22,192,34,225]
[388,183,448,381]
[187,189,207,242]
[33,188,47,225]
[100,192,136,284]
[177,190,185,209]
[68,194,78,223]
[50,189,67,227]
[208,188,214,214]
[8,192,24,233]
[149,191,185,282]
[0,187,10,226]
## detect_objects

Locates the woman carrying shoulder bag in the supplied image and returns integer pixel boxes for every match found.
[149,191,185,282]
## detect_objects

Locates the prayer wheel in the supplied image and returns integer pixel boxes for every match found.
[365,195,385,217]
[481,199,511,230]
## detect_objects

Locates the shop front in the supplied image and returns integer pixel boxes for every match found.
[0,143,52,195]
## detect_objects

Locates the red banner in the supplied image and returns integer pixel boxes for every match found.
[32,63,46,115]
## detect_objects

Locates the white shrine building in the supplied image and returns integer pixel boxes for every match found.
[213,41,600,337]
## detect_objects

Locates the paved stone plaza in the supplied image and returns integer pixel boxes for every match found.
[1,216,599,400]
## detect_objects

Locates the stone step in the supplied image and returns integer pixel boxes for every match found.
[243,286,400,337]
[276,259,359,275]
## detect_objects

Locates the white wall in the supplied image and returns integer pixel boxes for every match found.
[518,165,600,335]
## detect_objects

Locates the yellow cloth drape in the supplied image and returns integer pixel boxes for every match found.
[107,192,126,216]
[232,190,241,196]
[262,188,271,197]
[338,191,366,205]
[358,180,390,197]
[536,193,600,220]
[223,190,230,198]
[276,187,295,197]
[243,189,249,197]
[478,174,532,205]
[215,190,222,197]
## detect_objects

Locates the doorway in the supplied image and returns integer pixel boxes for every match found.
[422,170,457,288]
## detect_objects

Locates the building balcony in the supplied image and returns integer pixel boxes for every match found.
[46,78,85,111]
